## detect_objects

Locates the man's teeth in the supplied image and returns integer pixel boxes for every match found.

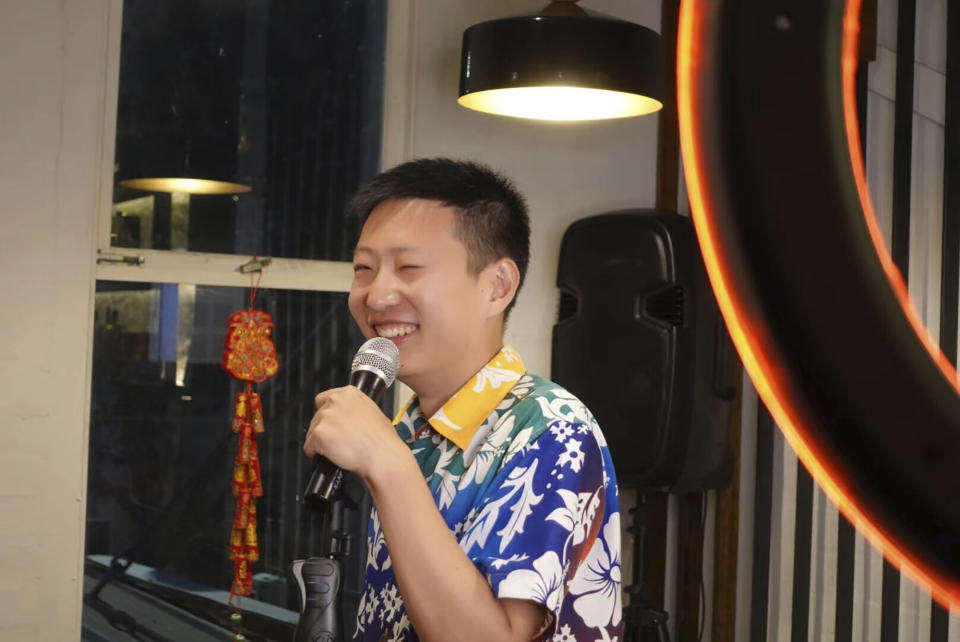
[376,325,417,338]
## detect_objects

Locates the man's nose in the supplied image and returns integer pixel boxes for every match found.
[365,269,401,309]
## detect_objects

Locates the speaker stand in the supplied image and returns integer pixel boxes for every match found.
[623,492,671,642]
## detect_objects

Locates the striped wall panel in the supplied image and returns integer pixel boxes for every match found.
[736,0,960,638]
[630,1,958,639]
[738,0,960,642]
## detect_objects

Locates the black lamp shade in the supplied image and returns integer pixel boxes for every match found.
[114,1,252,195]
[459,10,663,120]
[116,88,252,194]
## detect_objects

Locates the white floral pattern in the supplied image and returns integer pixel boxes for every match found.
[379,582,402,622]
[549,421,575,442]
[557,437,585,472]
[569,513,623,630]
[489,552,530,570]
[355,584,378,633]
[498,551,565,612]
[545,487,602,548]
[354,357,621,642]
[473,364,524,392]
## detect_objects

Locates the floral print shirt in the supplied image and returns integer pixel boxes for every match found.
[354,345,622,642]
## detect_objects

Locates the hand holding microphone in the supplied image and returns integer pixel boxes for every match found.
[303,337,400,507]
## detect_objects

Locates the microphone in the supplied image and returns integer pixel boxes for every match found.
[303,337,400,507]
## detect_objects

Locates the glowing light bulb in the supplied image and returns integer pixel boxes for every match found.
[120,177,251,195]
[458,86,662,121]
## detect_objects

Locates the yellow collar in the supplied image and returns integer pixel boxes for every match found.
[393,345,525,450]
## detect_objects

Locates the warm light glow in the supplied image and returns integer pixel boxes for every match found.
[120,177,252,195]
[458,86,663,121]
[677,0,959,608]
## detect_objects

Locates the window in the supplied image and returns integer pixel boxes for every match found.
[84,2,386,639]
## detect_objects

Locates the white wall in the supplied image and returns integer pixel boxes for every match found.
[0,1,112,640]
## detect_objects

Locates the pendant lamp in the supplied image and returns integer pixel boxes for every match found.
[458,0,663,121]
[116,91,252,194]
[117,124,252,195]
[114,2,252,196]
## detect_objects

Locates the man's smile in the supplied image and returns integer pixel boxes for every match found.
[374,322,419,339]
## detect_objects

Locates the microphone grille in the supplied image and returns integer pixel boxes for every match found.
[351,337,400,386]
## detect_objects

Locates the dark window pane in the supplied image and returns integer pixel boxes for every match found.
[111,0,386,260]
[84,281,377,639]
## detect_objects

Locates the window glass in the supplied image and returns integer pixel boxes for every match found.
[110,0,386,260]
[83,281,378,639]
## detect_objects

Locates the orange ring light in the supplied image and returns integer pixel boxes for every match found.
[678,0,960,608]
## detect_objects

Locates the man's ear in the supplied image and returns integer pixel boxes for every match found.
[484,257,521,317]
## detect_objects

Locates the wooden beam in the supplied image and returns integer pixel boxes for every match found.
[656,0,681,212]
[675,492,705,642]
[711,367,743,642]
[859,0,878,62]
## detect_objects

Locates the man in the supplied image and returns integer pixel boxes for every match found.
[304,159,622,642]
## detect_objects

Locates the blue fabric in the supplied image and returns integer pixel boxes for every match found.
[355,373,622,642]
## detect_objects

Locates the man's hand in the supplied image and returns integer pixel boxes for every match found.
[302,386,405,482]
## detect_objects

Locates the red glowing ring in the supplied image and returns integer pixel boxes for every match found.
[678,0,960,607]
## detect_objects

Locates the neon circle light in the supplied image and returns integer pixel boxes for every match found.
[678,0,960,607]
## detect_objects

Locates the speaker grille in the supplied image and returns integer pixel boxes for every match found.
[645,286,685,326]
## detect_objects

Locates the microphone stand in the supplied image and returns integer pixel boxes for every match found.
[292,485,358,642]
[295,340,395,641]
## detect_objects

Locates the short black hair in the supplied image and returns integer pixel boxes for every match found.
[348,158,530,317]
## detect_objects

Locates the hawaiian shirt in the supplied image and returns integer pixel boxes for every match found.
[354,345,622,642]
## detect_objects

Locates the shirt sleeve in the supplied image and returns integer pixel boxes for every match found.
[457,414,608,633]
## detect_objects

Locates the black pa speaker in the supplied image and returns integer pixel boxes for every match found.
[551,210,736,491]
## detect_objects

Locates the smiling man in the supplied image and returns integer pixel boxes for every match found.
[303,158,622,642]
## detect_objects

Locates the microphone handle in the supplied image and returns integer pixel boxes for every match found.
[303,368,389,507]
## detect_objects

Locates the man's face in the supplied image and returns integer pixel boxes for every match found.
[348,198,493,383]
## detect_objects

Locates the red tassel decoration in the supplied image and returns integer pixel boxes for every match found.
[222,275,278,602]
[227,388,265,597]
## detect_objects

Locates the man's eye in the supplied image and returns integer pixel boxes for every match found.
[399,265,422,271]
[353,265,371,273]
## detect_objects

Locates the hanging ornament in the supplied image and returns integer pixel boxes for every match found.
[221,259,278,617]
[223,310,280,383]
